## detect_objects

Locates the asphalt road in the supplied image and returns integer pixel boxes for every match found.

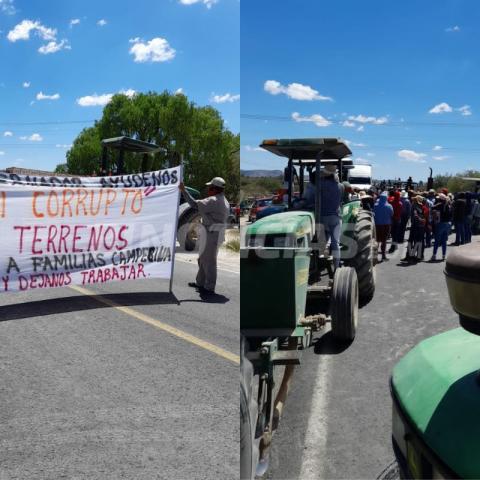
[266,235,471,480]
[0,259,239,480]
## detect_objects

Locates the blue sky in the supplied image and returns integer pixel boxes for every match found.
[0,0,239,172]
[241,0,480,181]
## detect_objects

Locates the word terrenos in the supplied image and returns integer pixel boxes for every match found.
[0,169,179,189]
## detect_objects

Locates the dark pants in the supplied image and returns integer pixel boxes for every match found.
[433,222,450,257]
[455,222,466,245]
[465,216,472,243]
[398,217,409,243]
[391,219,402,245]
[376,224,391,256]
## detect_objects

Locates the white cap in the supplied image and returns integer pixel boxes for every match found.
[323,164,337,174]
[206,177,226,188]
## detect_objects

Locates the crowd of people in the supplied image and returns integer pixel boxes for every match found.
[350,183,480,263]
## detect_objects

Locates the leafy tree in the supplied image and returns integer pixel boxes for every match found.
[60,91,239,198]
[434,170,480,192]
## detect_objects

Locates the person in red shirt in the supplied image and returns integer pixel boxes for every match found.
[388,190,403,253]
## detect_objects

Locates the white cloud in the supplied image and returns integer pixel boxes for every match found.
[22,81,30,88]
[210,93,240,103]
[0,151,5,155]
[55,144,72,148]
[36,91,60,100]
[244,145,264,152]
[445,25,460,32]
[429,102,453,114]
[0,0,16,15]
[174,87,184,95]
[76,89,136,107]
[38,39,70,54]
[292,112,331,127]
[7,19,56,42]
[433,145,443,151]
[97,19,107,26]
[20,133,43,141]
[367,153,375,157]
[397,149,427,163]
[264,80,332,101]
[129,37,176,63]
[3,131,13,137]
[357,125,364,132]
[342,120,356,128]
[178,0,218,8]
[457,105,472,116]
[348,114,388,125]
[69,18,80,27]
[433,155,449,161]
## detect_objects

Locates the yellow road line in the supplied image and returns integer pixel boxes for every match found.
[69,285,239,365]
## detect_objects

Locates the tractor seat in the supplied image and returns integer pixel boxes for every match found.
[445,243,480,334]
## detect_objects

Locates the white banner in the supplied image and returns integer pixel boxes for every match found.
[0,166,181,293]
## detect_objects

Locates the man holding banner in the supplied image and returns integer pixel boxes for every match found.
[179,177,230,294]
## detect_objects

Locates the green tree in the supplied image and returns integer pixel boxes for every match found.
[433,170,480,192]
[60,91,239,198]
[65,126,102,175]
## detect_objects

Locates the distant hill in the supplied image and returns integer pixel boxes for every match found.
[241,169,283,178]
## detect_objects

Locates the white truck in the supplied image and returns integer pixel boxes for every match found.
[347,164,372,191]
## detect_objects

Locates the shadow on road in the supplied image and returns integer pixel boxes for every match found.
[180,291,230,304]
[0,291,179,322]
[313,331,353,355]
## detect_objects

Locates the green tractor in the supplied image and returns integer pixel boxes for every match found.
[240,138,377,479]
[390,242,480,479]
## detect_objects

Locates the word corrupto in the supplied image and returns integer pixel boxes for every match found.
[31,188,143,218]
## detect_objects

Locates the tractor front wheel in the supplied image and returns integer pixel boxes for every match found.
[331,266,359,342]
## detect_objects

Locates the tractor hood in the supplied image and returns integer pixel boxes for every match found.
[392,327,480,478]
[246,211,315,238]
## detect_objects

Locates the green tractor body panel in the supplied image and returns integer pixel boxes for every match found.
[340,199,362,258]
[185,186,200,199]
[392,327,480,478]
[245,210,314,239]
[240,212,313,331]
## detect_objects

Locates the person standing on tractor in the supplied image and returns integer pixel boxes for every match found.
[374,192,393,261]
[179,177,230,294]
[319,163,344,268]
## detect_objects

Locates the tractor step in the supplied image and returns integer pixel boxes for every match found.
[272,350,301,365]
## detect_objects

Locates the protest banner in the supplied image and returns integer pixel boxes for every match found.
[0,166,181,293]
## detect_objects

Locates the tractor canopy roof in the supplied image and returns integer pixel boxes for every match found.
[259,138,352,163]
[101,136,165,154]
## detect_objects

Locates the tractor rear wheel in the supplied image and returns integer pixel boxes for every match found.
[240,339,259,480]
[344,209,376,307]
[177,208,202,251]
[331,266,359,341]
